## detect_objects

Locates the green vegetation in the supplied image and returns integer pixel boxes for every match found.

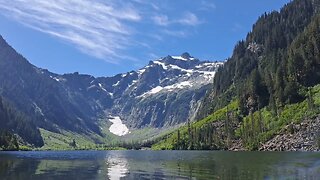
[199,0,320,117]
[152,101,239,150]
[238,84,320,150]
[0,96,43,150]
[153,0,320,151]
[153,85,320,150]
[38,118,173,151]
[0,130,19,151]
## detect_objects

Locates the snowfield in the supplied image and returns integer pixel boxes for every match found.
[108,116,130,136]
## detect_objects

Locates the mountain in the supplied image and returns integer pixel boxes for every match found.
[0,35,103,136]
[152,0,320,151]
[53,53,222,128]
[110,53,223,128]
[0,96,43,149]
[0,36,222,148]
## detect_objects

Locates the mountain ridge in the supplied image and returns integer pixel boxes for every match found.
[0,36,222,147]
[152,0,320,151]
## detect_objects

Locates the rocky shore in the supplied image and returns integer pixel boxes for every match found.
[259,116,320,151]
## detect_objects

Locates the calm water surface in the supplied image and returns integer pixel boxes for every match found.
[0,150,320,179]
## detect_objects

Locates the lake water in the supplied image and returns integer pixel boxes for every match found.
[0,151,320,179]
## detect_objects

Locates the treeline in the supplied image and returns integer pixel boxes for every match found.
[0,131,18,150]
[152,101,241,150]
[199,0,320,118]
[0,96,43,149]
[153,0,320,150]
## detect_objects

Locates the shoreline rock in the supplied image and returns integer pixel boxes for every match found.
[259,116,320,152]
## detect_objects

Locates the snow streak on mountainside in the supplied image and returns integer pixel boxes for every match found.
[44,53,223,129]
[0,36,222,142]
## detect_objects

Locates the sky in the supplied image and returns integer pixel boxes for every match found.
[0,0,291,77]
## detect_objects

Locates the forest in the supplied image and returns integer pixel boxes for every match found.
[152,0,320,150]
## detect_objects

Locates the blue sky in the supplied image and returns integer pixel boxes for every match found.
[0,0,290,77]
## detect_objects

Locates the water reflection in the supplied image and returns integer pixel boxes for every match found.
[0,151,320,179]
[106,156,128,180]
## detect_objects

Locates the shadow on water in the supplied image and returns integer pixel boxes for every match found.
[0,151,320,179]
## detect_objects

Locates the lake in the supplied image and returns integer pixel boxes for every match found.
[0,151,320,179]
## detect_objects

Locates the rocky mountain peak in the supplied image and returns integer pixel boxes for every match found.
[181,52,192,59]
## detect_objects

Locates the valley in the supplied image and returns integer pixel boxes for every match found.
[0,0,320,152]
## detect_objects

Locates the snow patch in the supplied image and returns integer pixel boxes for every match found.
[108,116,130,136]
[139,81,192,97]
[149,86,163,94]
[153,61,168,70]
[138,68,146,74]
[33,102,44,116]
[164,81,192,90]
[113,81,120,87]
[98,83,107,92]
[50,76,61,82]
[171,56,188,61]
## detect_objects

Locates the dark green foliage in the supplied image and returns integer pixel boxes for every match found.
[69,139,77,148]
[0,130,18,150]
[0,96,43,147]
[0,35,102,135]
[152,101,240,150]
[199,0,320,117]
[155,0,320,150]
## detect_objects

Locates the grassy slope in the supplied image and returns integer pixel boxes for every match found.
[39,118,124,150]
[237,85,320,150]
[38,117,181,150]
[152,101,239,150]
[152,84,320,150]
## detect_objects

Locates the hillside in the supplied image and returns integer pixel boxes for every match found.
[152,0,320,151]
[0,35,222,149]
[0,96,43,150]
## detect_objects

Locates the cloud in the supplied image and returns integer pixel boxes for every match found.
[178,12,202,26]
[163,29,189,38]
[0,0,141,63]
[152,12,202,27]
[200,1,216,11]
[0,0,205,64]
[152,15,170,26]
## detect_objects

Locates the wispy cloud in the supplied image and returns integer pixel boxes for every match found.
[0,0,141,63]
[200,1,217,11]
[0,0,206,64]
[163,29,189,38]
[152,15,170,26]
[178,12,202,26]
[152,12,202,27]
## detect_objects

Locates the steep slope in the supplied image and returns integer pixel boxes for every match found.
[0,36,103,137]
[0,35,222,147]
[49,53,222,129]
[198,0,319,117]
[0,96,43,149]
[153,0,320,151]
[112,53,223,128]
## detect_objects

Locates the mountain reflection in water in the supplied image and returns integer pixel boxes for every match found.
[1,151,320,179]
[106,156,128,179]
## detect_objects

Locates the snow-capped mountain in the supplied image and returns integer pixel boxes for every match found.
[0,35,222,142]
[45,53,223,128]
[94,52,222,128]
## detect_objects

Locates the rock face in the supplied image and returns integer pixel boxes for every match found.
[110,55,223,128]
[55,54,223,128]
[259,116,320,151]
[49,54,223,129]
[0,35,223,137]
